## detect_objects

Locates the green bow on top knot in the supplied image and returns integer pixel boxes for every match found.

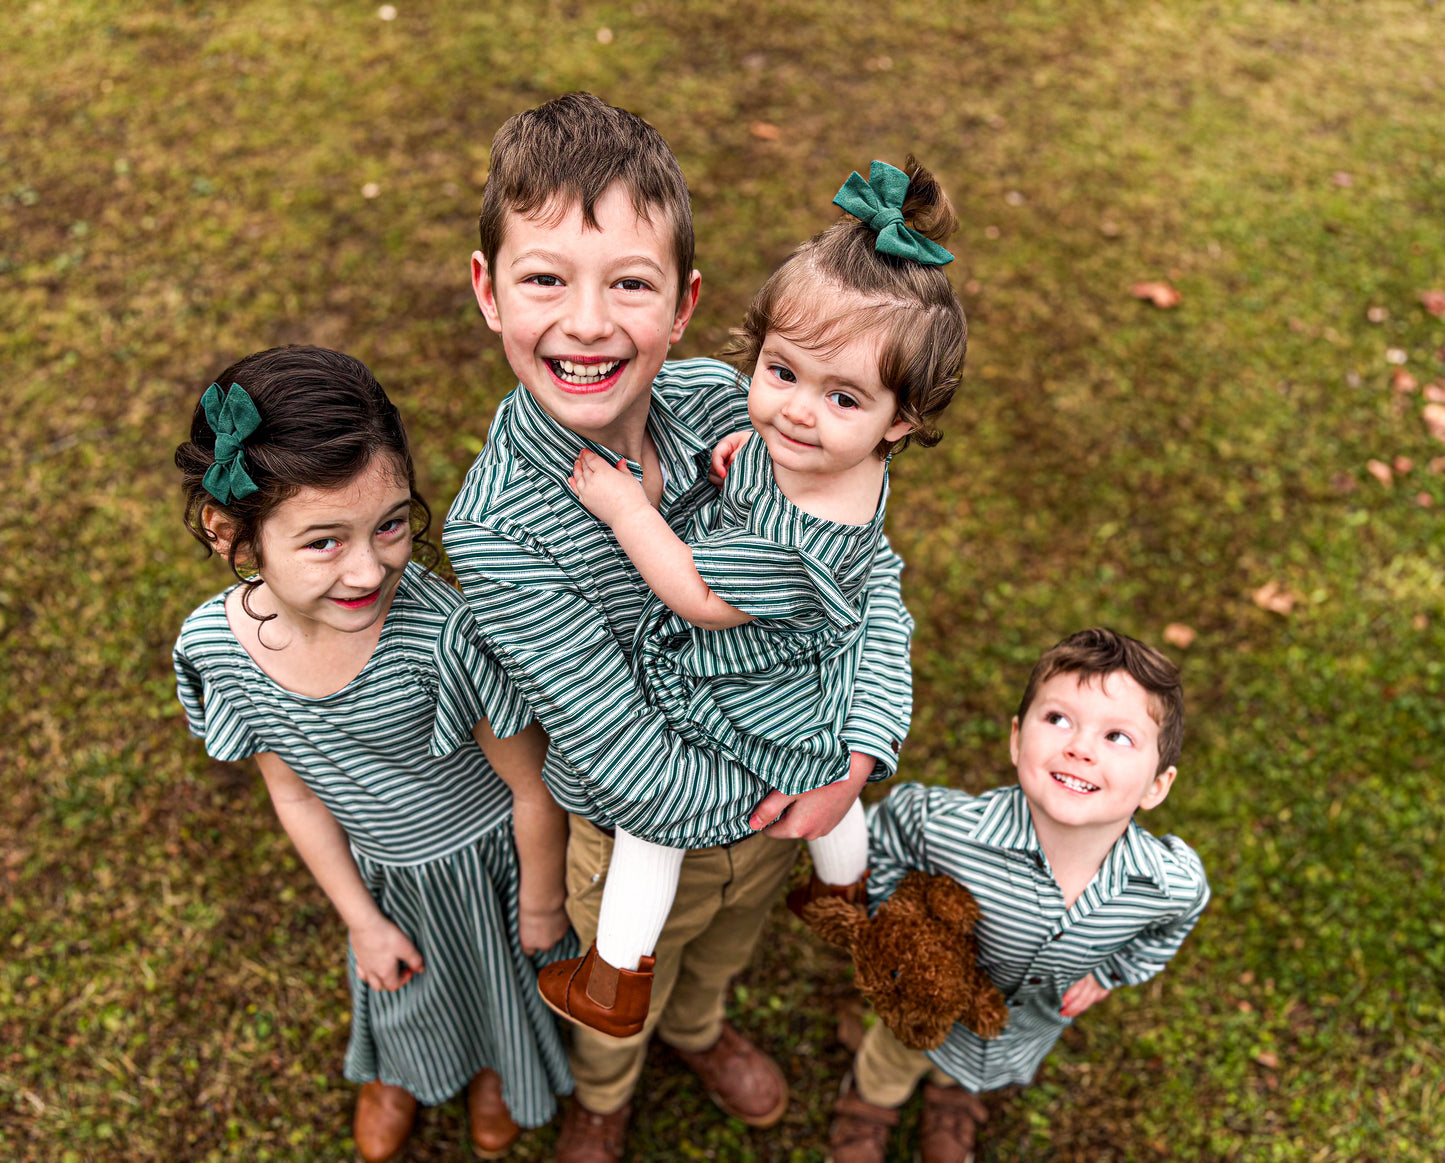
[200,382,261,505]
[832,160,954,266]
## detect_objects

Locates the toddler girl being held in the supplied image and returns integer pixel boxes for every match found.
[541,158,967,1035]
[171,346,572,1161]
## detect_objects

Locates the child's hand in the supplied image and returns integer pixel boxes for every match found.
[350,917,425,991]
[519,903,572,956]
[568,449,650,525]
[708,430,752,486]
[1060,974,1111,1018]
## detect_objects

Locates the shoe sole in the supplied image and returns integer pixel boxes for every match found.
[538,986,645,1039]
[702,1084,789,1129]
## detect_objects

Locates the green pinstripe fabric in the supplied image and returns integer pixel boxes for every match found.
[172,563,573,1115]
[867,782,1209,1092]
[437,358,915,849]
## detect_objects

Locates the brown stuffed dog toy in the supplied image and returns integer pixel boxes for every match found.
[804,870,1009,1050]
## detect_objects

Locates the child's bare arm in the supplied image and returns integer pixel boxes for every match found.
[256,752,423,991]
[472,718,570,955]
[568,449,753,631]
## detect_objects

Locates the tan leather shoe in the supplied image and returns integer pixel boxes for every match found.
[667,1022,788,1128]
[826,1077,899,1163]
[353,1080,417,1163]
[787,870,869,921]
[917,1082,988,1163]
[554,1097,631,1163]
[537,942,654,1038]
[466,1068,520,1159]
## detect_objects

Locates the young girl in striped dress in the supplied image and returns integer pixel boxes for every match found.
[171,346,572,1162]
[534,158,968,1035]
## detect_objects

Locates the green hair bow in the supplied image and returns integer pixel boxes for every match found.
[832,160,954,266]
[200,382,261,505]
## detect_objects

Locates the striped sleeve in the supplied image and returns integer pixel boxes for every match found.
[691,531,859,630]
[445,522,652,767]
[865,782,936,909]
[1092,835,1210,989]
[843,536,915,777]
[431,604,535,757]
[171,640,262,761]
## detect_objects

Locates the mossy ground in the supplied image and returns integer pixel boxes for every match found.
[2,2,1443,1159]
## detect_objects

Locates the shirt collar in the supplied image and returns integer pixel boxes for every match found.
[973,786,1167,894]
[499,382,712,504]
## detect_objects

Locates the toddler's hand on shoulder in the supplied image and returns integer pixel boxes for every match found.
[568,449,646,524]
[708,430,752,487]
[350,917,424,991]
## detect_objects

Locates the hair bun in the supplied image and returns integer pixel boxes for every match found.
[899,156,957,247]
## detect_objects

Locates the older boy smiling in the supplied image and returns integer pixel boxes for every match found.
[443,94,914,1160]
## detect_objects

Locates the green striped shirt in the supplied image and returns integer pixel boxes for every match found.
[438,358,914,847]
[867,782,1209,1091]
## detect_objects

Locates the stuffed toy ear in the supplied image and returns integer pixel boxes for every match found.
[801,898,867,951]
[924,874,982,930]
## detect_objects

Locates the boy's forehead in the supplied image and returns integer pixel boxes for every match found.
[503,185,673,250]
[1039,670,1162,724]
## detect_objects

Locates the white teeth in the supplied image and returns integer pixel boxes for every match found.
[1053,772,1098,793]
[550,358,621,384]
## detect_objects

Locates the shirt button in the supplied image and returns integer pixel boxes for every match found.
[1050,932,1063,941]
[1029,976,1042,985]
[890,738,900,754]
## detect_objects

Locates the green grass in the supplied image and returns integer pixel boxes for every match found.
[3,1,1444,1158]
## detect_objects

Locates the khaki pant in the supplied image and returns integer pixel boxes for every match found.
[563,813,799,1113]
[853,1019,960,1108]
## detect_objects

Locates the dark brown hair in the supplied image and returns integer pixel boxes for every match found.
[721,156,966,456]
[478,92,695,303]
[1016,628,1185,773]
[175,345,438,625]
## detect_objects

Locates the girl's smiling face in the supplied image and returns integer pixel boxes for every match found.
[746,324,913,480]
[219,454,414,637]
[1010,671,1176,837]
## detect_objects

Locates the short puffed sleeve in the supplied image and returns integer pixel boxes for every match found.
[171,640,263,761]
[690,531,861,634]
[431,603,535,757]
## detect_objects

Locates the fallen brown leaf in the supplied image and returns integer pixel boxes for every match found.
[1254,1051,1280,1070]
[1393,456,1414,474]
[748,121,781,141]
[1367,306,1389,324]
[1332,171,1353,187]
[1422,403,1445,442]
[1417,492,1434,508]
[1252,581,1296,615]
[1392,368,1418,393]
[1162,623,1196,649]
[1131,280,1181,309]
[1422,290,1445,318]
[1431,457,1445,475]
[1366,459,1394,487]
[1424,384,1445,404]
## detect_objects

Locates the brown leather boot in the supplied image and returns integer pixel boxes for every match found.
[353,1080,417,1163]
[826,1077,898,1163]
[466,1068,520,1159]
[787,869,869,921]
[917,1082,988,1163]
[554,1097,631,1163]
[536,942,655,1038]
[667,1022,789,1128]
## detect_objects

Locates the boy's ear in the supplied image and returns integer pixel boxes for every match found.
[1009,716,1021,766]
[201,504,237,558]
[472,251,503,334]
[668,269,702,343]
[1138,765,1176,812]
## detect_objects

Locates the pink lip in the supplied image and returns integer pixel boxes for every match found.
[778,431,817,448]
[546,357,628,395]
[332,590,380,609]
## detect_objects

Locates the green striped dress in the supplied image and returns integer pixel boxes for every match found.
[172,562,574,1117]
[866,782,1210,1091]
[436,358,916,850]
[631,429,887,797]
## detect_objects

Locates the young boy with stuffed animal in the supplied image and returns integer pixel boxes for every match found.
[822,628,1209,1163]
